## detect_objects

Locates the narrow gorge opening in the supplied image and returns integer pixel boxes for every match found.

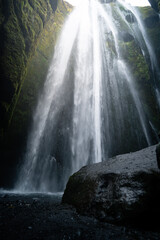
[14,0,160,193]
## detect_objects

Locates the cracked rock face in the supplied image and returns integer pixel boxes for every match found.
[62,145,160,225]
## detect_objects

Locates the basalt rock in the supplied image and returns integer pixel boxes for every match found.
[0,0,72,187]
[144,14,160,28]
[0,0,71,139]
[125,13,136,23]
[62,145,160,225]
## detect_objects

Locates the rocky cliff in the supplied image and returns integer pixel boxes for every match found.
[0,0,71,187]
[0,0,160,187]
[128,5,160,129]
[0,0,71,138]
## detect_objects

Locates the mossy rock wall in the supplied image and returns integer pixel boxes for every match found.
[110,4,160,130]
[138,6,160,64]
[9,0,71,144]
[137,6,160,128]
[0,0,71,139]
[0,0,72,187]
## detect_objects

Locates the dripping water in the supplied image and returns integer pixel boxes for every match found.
[118,0,160,107]
[15,0,156,193]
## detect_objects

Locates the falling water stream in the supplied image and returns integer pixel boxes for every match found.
[15,0,159,192]
[118,0,160,107]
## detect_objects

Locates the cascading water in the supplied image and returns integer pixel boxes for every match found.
[118,0,160,107]
[15,0,158,193]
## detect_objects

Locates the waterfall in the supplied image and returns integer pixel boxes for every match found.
[118,0,160,107]
[15,0,157,193]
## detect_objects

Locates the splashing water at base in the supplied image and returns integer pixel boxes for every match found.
[15,0,156,193]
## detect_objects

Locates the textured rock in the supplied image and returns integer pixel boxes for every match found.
[9,0,71,141]
[0,0,71,138]
[0,0,71,187]
[119,5,160,131]
[125,13,136,23]
[144,14,160,28]
[139,6,160,86]
[62,145,160,224]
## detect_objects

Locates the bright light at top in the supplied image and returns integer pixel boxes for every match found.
[65,0,150,7]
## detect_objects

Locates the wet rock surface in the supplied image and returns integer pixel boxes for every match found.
[63,145,160,228]
[125,13,136,23]
[144,14,160,28]
[0,192,160,240]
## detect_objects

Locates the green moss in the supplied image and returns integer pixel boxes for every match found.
[0,0,71,136]
[119,36,160,129]
[145,27,160,66]
[138,6,156,19]
[120,40,150,83]
[7,0,72,143]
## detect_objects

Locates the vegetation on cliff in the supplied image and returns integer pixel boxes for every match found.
[9,0,72,147]
[0,0,72,187]
[137,6,160,127]
[110,2,160,129]
[0,0,71,140]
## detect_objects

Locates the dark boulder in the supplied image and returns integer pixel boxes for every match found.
[62,145,160,226]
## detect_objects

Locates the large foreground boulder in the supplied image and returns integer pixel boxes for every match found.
[62,145,160,225]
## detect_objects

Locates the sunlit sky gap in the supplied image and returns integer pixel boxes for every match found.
[65,0,150,7]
